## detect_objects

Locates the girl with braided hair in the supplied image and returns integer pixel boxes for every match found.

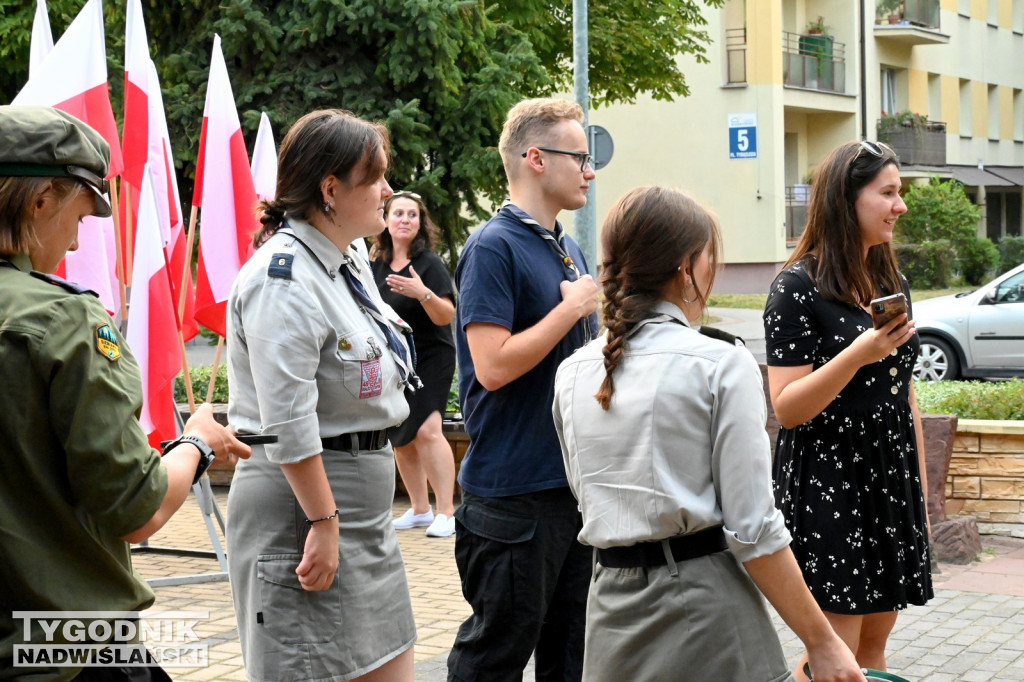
[552,186,863,682]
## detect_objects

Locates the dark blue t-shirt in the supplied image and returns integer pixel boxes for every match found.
[455,205,597,497]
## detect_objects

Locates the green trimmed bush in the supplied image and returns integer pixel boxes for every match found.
[957,236,999,285]
[894,240,953,289]
[174,365,229,404]
[914,379,1024,420]
[998,235,1024,275]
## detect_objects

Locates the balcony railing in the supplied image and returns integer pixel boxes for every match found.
[782,31,846,94]
[877,119,947,166]
[875,0,940,29]
[725,28,746,85]
[785,185,810,243]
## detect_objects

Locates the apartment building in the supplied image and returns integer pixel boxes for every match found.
[584,0,1024,292]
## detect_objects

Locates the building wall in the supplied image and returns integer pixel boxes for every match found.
[572,0,1024,293]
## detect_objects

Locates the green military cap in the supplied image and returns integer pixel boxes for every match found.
[0,105,112,218]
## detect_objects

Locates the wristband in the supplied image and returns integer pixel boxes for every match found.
[305,509,340,526]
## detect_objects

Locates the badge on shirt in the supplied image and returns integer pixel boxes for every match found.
[338,337,352,351]
[95,323,121,361]
[359,358,383,398]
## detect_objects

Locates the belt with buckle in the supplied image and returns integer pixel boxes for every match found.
[321,430,389,453]
[596,525,727,569]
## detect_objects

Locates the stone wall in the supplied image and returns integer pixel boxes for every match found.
[945,420,1024,537]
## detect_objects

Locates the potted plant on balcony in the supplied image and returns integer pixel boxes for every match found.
[800,18,834,90]
[878,110,946,165]
[877,0,904,24]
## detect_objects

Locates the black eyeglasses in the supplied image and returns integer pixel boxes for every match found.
[521,147,593,172]
[856,140,895,159]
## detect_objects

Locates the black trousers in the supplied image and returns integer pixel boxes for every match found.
[447,488,590,682]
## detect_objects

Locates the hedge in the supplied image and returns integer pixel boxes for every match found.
[914,379,1024,421]
[174,365,229,404]
[895,240,954,289]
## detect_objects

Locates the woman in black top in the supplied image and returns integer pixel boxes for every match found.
[372,191,457,537]
[763,140,932,681]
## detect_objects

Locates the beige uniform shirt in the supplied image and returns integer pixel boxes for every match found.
[227,219,411,464]
[553,300,791,563]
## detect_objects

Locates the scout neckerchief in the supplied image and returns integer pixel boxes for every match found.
[501,201,593,343]
[339,254,422,391]
[281,223,422,392]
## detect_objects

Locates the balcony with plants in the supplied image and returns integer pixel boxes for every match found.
[782,17,846,94]
[877,111,947,166]
[874,0,949,45]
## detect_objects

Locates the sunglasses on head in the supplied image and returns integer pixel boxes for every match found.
[391,190,422,201]
[856,140,895,159]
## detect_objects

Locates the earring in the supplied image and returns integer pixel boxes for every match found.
[682,279,696,304]
[322,200,332,215]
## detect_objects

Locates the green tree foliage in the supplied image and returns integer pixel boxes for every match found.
[1,0,723,266]
[897,178,997,285]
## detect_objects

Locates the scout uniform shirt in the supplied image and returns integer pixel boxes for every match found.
[0,254,167,680]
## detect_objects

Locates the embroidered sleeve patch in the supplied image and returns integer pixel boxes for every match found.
[268,253,294,280]
[95,323,121,361]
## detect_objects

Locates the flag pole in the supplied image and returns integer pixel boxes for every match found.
[205,336,224,403]
[109,178,129,324]
[178,205,198,320]
[124,183,134,286]
[178,329,197,413]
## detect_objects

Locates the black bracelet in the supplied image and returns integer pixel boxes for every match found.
[305,509,340,526]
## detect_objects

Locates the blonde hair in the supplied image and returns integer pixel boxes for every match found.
[0,177,84,258]
[498,98,584,180]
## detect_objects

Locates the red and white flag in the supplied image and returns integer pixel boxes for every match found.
[193,34,260,338]
[29,0,53,77]
[148,59,199,341]
[118,0,150,277]
[14,0,123,314]
[125,164,181,448]
[251,111,278,202]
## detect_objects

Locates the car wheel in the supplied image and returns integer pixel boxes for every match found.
[914,337,960,381]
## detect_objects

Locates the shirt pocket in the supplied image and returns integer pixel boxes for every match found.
[324,326,396,400]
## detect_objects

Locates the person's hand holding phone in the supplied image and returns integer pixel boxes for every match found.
[850,294,916,365]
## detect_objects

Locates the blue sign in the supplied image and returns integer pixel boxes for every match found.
[728,114,757,160]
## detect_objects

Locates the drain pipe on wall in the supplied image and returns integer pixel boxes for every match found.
[860,0,869,140]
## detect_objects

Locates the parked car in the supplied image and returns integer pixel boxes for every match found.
[913,262,1024,381]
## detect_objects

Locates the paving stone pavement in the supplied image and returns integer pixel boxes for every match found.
[134,489,1024,681]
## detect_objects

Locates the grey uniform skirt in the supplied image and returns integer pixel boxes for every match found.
[584,548,795,682]
[226,444,415,681]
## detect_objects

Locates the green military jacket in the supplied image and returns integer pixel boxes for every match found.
[0,254,168,681]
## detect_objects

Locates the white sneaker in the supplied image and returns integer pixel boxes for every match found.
[425,513,456,538]
[394,506,434,530]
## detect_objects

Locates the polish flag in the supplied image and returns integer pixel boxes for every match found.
[251,112,278,202]
[14,0,123,314]
[148,59,198,341]
[192,35,260,338]
[118,0,151,277]
[125,165,181,448]
[29,0,53,77]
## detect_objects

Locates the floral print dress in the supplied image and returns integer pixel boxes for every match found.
[763,260,933,615]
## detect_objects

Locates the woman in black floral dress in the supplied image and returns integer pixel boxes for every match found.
[763,140,932,681]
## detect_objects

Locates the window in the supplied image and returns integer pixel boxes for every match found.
[928,73,942,123]
[1015,89,1024,141]
[959,79,972,137]
[881,68,898,116]
[988,84,999,140]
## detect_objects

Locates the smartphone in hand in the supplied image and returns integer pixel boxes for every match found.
[870,293,907,330]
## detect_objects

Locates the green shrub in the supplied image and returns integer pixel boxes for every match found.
[998,235,1024,275]
[894,240,953,288]
[957,236,999,285]
[447,373,461,415]
[897,178,993,283]
[914,379,1024,420]
[174,365,229,404]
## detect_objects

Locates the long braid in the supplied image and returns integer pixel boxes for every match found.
[591,186,722,410]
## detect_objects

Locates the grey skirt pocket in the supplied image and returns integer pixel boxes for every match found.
[257,553,342,644]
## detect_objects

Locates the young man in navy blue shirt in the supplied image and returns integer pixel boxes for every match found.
[447,98,599,681]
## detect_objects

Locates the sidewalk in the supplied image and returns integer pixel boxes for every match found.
[133,490,1024,681]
